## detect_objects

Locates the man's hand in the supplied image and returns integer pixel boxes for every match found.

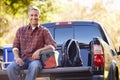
[15,57,24,66]
[32,49,40,60]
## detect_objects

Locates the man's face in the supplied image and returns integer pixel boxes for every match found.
[28,10,40,26]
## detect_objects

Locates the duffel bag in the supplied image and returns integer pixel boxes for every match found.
[40,50,59,68]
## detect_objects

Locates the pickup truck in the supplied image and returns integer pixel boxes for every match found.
[0,21,120,80]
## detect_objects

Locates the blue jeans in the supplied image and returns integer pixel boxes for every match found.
[6,59,42,80]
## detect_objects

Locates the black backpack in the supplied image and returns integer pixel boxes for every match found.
[61,39,83,67]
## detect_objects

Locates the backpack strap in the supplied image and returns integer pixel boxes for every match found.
[61,39,71,66]
[72,39,82,66]
[61,39,71,53]
[66,39,75,65]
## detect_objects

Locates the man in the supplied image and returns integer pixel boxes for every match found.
[6,6,56,80]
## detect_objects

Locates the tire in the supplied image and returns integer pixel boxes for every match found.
[0,65,1,70]
[107,65,118,80]
[115,66,119,80]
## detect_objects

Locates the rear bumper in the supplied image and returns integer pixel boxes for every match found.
[92,75,104,80]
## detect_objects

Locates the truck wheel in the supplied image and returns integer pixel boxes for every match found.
[107,66,118,80]
[0,62,2,70]
[115,66,119,80]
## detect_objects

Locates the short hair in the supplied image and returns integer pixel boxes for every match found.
[28,6,41,15]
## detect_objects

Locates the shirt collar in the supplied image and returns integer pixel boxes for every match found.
[27,24,39,30]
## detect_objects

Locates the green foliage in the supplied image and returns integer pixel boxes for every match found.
[1,0,31,15]
[0,0,61,45]
[0,16,9,37]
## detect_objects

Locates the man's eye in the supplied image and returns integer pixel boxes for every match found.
[30,15,33,17]
[35,14,38,17]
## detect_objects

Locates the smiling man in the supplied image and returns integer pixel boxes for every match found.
[6,6,56,80]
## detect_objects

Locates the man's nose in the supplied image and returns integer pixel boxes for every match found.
[32,15,36,19]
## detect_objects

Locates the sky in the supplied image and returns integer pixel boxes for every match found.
[63,0,120,12]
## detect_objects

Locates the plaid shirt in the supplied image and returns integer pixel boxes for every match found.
[13,24,56,60]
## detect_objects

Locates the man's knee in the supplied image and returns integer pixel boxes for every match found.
[6,62,18,71]
[29,60,42,69]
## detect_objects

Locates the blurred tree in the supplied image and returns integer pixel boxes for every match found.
[0,0,32,38]
[0,0,61,45]
[1,0,32,15]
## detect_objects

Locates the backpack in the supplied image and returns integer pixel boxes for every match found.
[61,39,83,67]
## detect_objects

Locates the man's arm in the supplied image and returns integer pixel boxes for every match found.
[12,48,20,59]
[32,45,55,60]
[40,44,55,51]
[12,48,24,66]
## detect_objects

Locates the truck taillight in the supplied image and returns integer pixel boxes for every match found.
[93,44,104,67]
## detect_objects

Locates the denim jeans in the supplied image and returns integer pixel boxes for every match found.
[6,58,42,80]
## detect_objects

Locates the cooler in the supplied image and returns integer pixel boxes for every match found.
[3,47,14,62]
[0,45,14,70]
